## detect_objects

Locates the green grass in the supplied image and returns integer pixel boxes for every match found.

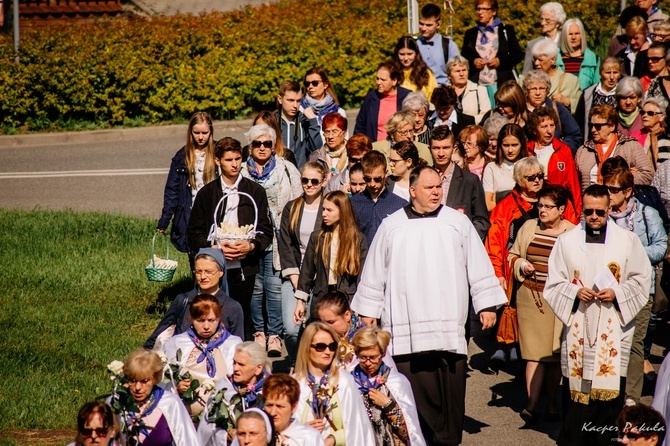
[0,209,193,432]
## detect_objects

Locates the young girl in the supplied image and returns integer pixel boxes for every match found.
[482,123,528,210]
[301,67,347,127]
[157,112,217,259]
[293,191,367,322]
[279,160,328,365]
[389,140,427,201]
[393,36,438,101]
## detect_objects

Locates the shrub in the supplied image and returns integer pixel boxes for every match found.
[0,0,619,133]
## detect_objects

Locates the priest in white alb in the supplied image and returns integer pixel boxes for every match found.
[350,165,507,446]
[544,184,651,446]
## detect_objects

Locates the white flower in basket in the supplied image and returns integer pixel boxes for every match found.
[207,191,261,247]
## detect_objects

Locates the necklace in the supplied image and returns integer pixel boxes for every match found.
[583,299,602,348]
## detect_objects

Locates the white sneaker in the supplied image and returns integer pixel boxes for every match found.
[625,397,636,407]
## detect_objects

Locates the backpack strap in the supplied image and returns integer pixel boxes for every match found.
[442,35,450,64]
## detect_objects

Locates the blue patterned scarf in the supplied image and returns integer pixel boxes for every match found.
[127,386,164,438]
[477,18,502,45]
[186,323,230,378]
[301,94,339,124]
[230,370,270,407]
[352,363,391,393]
[307,369,333,418]
[247,152,277,182]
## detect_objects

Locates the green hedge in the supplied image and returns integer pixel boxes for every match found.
[0,0,620,133]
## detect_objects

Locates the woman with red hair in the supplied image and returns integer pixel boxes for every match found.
[308,112,349,178]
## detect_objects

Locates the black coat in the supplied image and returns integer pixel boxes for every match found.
[157,148,196,252]
[461,23,524,87]
[354,87,412,142]
[279,197,324,276]
[427,111,475,140]
[616,48,650,78]
[187,176,273,276]
[445,164,491,241]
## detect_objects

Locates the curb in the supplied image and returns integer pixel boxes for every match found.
[0,109,360,148]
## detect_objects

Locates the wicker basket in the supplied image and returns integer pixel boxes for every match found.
[207,191,259,246]
[145,232,178,282]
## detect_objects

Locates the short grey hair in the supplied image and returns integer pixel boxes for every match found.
[615,76,643,99]
[522,69,552,93]
[531,39,559,60]
[513,156,544,184]
[539,2,566,27]
[483,113,510,139]
[642,97,669,114]
[652,20,670,34]
[560,18,587,55]
[246,123,277,147]
[234,341,272,372]
[402,91,430,115]
[445,55,470,78]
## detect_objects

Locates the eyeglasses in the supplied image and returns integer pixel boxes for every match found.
[640,110,663,117]
[396,128,414,137]
[301,177,321,186]
[652,33,670,40]
[323,129,343,137]
[583,208,607,217]
[251,140,273,149]
[462,141,477,148]
[311,342,338,352]
[358,354,382,363]
[81,427,110,439]
[363,175,385,184]
[193,269,219,277]
[537,203,557,210]
[475,6,493,11]
[589,122,608,130]
[524,173,545,182]
[389,158,404,165]
[304,80,322,87]
[539,18,555,24]
[528,86,547,92]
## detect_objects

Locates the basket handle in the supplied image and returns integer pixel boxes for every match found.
[151,231,170,267]
[207,191,260,243]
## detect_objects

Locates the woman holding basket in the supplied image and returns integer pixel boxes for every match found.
[242,123,303,357]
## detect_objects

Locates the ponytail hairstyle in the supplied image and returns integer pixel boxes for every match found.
[289,161,329,233]
[392,140,428,171]
[185,111,216,189]
[317,191,362,276]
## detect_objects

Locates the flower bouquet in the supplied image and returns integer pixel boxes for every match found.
[205,386,239,434]
[163,348,201,406]
[107,360,143,443]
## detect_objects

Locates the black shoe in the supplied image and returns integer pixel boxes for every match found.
[520,409,539,425]
[546,412,561,422]
[645,371,658,383]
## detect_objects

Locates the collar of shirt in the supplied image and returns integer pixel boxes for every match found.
[404,204,443,219]
[220,173,242,192]
[363,185,390,201]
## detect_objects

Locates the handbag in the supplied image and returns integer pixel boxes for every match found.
[654,260,670,313]
[496,268,519,344]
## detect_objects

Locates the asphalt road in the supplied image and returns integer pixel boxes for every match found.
[0,121,662,446]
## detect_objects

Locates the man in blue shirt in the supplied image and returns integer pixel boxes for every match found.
[416,3,461,86]
[351,150,408,247]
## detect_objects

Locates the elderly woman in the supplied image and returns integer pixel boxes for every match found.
[351,327,426,446]
[531,39,582,114]
[575,57,622,137]
[162,295,243,417]
[482,112,510,159]
[651,19,670,43]
[641,42,669,92]
[372,110,432,167]
[482,123,528,210]
[641,97,670,170]
[309,112,349,178]
[485,157,578,363]
[559,18,600,91]
[616,16,651,78]
[233,409,275,446]
[293,322,375,446]
[616,76,647,147]
[461,0,524,102]
[526,106,582,212]
[575,104,654,191]
[263,374,325,446]
[429,85,476,139]
[68,402,121,446]
[617,405,666,446]
[393,36,437,101]
[647,44,670,101]
[114,349,199,446]
[446,55,491,124]
[242,123,302,355]
[522,2,566,74]
[522,69,583,153]
[402,91,431,145]
[354,61,411,143]
[459,125,491,179]
[324,134,372,194]
[248,111,297,166]
[507,185,575,424]
[198,342,272,446]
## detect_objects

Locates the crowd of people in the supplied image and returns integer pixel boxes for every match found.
[69,1,670,445]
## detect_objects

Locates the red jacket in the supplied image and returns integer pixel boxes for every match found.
[528,138,582,214]
[485,188,579,288]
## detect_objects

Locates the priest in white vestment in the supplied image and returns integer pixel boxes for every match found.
[351,165,507,446]
[544,184,651,446]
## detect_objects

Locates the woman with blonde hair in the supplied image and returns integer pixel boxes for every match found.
[372,111,432,167]
[157,111,217,257]
[293,322,375,446]
[351,326,425,446]
[293,191,367,322]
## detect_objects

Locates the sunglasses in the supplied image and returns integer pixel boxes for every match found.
[584,208,607,217]
[304,80,322,87]
[606,185,626,194]
[81,427,110,438]
[251,140,273,149]
[311,342,338,352]
[619,431,644,440]
[589,122,608,130]
[363,176,385,184]
[301,177,321,186]
[640,110,663,117]
[648,56,664,63]
[524,173,545,182]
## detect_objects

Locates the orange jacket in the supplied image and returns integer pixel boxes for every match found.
[528,138,582,214]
